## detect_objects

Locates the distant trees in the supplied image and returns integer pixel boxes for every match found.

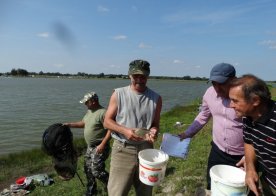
[0,68,274,82]
[183,75,191,80]
[0,68,211,81]
[77,72,88,77]
[98,73,105,78]
[10,68,28,76]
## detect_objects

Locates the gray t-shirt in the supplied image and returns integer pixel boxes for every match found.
[111,85,160,144]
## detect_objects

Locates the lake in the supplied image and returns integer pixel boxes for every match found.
[0,77,208,155]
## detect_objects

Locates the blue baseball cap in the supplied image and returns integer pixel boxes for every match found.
[209,63,236,83]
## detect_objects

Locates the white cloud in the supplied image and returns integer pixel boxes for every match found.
[259,40,276,49]
[37,32,49,38]
[98,5,109,12]
[173,59,184,64]
[112,35,127,40]
[138,42,152,49]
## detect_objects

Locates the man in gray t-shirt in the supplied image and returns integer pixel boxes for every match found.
[104,59,162,196]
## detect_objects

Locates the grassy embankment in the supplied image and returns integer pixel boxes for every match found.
[1,85,275,195]
[0,98,210,196]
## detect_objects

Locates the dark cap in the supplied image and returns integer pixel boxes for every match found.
[209,63,236,83]
[128,59,150,76]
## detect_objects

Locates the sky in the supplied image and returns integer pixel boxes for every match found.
[0,0,276,80]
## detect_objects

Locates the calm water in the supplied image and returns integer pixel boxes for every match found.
[0,77,208,155]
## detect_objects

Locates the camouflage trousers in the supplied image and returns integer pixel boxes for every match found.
[84,144,110,196]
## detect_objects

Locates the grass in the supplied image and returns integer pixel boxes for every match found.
[154,99,212,195]
[1,87,275,195]
[1,99,211,195]
[269,85,276,100]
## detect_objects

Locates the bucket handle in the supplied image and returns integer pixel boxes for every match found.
[213,180,249,196]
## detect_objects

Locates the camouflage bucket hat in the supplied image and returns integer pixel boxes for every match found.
[128,59,150,76]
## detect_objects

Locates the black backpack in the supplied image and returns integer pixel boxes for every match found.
[42,123,77,180]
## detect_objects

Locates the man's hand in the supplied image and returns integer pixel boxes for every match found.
[146,127,158,143]
[96,143,105,154]
[245,170,261,196]
[236,156,246,170]
[178,132,187,140]
[125,129,144,141]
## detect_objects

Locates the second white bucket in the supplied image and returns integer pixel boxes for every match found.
[210,165,248,196]
[138,149,169,186]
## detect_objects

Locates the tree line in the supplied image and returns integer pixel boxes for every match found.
[0,67,208,81]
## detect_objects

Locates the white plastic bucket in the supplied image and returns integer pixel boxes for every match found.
[210,165,248,196]
[138,149,169,186]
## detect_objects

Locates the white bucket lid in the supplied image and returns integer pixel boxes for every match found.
[210,165,246,187]
[138,149,169,165]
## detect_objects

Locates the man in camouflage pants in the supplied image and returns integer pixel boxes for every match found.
[64,92,111,195]
[84,143,109,194]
